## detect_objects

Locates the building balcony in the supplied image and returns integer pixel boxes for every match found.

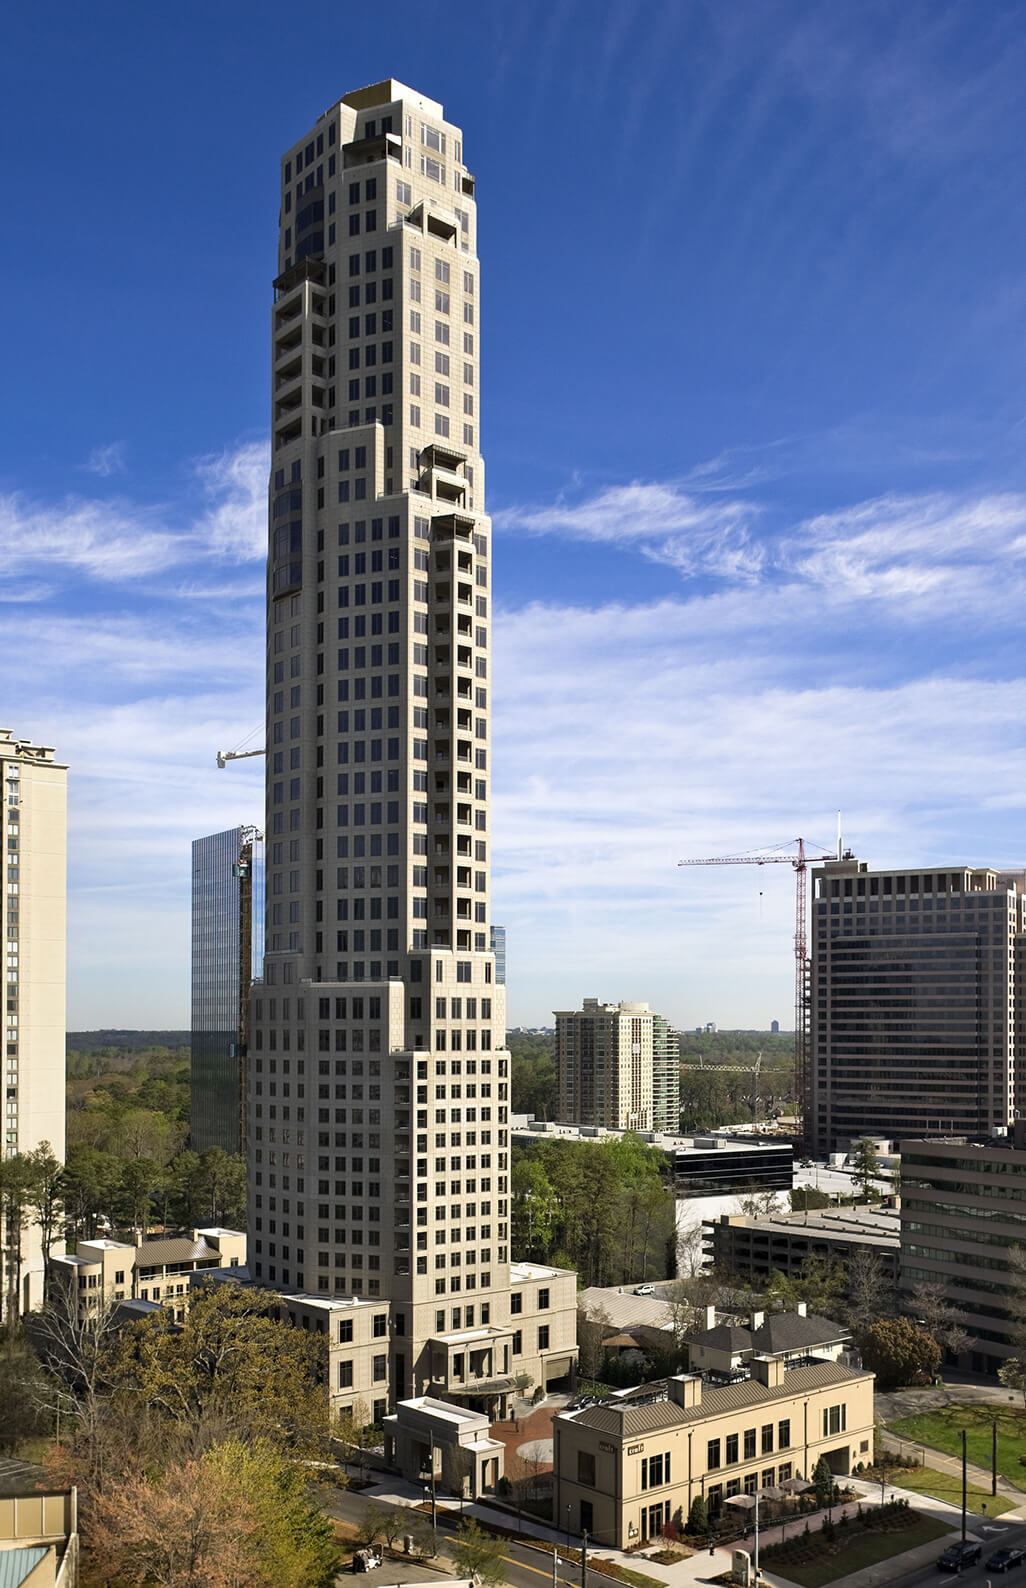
[342,131,402,167]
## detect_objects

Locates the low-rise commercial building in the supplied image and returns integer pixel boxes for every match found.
[0,1487,77,1588]
[704,1206,899,1288]
[385,1397,505,1496]
[899,1130,1026,1372]
[554,1321,873,1547]
[513,1119,793,1195]
[50,1228,245,1320]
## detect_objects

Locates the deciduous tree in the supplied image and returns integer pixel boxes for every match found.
[451,1518,506,1587]
[860,1316,941,1389]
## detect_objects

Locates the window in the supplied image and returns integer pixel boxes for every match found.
[823,1404,847,1436]
[725,1433,738,1465]
[577,1451,596,1486]
[339,1318,353,1343]
[373,1312,387,1337]
[778,1419,791,1450]
[512,1329,522,1354]
[538,1288,549,1309]
[373,1354,387,1380]
[510,1292,522,1314]
[707,1439,721,1471]
[537,1324,549,1350]
[762,1424,774,1454]
[743,1429,756,1460]
[338,1360,353,1388]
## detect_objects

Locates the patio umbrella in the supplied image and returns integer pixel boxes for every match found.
[725,1494,757,1510]
[781,1478,813,1494]
[758,1486,788,1501]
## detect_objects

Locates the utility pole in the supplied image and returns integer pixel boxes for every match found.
[993,1418,998,1497]
[429,1436,437,1531]
[961,1429,968,1542]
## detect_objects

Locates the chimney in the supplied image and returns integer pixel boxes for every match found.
[750,1309,765,1331]
[751,1355,786,1389]
[796,1301,807,1317]
[667,1374,703,1408]
[704,1305,717,1330]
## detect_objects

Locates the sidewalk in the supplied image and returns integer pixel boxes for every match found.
[878,1430,1026,1509]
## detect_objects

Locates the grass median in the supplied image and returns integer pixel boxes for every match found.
[887,1403,1026,1490]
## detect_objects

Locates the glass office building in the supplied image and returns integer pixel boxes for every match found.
[191,826,264,1154]
[490,924,506,986]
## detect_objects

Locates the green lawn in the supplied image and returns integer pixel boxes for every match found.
[770,1515,952,1588]
[882,1463,1015,1516]
[888,1403,1026,1490]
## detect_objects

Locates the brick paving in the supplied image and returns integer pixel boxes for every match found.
[490,1403,559,1471]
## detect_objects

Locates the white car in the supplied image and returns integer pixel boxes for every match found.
[634,1284,655,1296]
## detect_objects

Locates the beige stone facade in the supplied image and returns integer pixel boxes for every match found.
[50,1229,245,1321]
[1,730,67,1315]
[0,1488,77,1588]
[246,80,577,1420]
[556,1000,667,1130]
[554,1356,875,1549]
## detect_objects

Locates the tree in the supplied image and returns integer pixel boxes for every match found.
[0,1334,54,1453]
[406,1510,438,1560]
[998,1358,1026,1410]
[789,1185,832,1213]
[686,1495,708,1535]
[845,1249,893,1336]
[909,1281,974,1357]
[764,1255,846,1318]
[860,1316,941,1390]
[813,1455,834,1508]
[84,1437,339,1588]
[22,1142,66,1302]
[0,1154,33,1334]
[736,1188,782,1219]
[110,1283,330,1453]
[850,1138,881,1200]
[1006,1247,1026,1355]
[451,1518,505,1587]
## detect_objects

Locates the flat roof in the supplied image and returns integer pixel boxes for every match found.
[510,1259,576,1284]
[707,1205,900,1247]
[512,1117,792,1156]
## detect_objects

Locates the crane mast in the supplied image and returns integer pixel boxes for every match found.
[678,837,840,1148]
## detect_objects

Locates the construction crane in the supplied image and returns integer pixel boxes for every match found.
[680,1050,767,1126]
[216,747,265,769]
[677,837,844,1146]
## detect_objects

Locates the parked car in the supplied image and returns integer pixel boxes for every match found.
[634,1284,655,1296]
[937,1541,982,1572]
[987,1548,1026,1573]
[352,1548,382,1572]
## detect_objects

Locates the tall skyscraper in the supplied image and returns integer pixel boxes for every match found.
[810,856,1026,1152]
[1,729,66,1314]
[556,999,669,1130]
[191,826,265,1154]
[247,82,576,1417]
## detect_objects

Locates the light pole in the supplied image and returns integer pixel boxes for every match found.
[961,1429,968,1544]
[566,1504,571,1552]
[754,1490,760,1587]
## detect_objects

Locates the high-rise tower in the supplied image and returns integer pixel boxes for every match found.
[248,82,576,1419]
[1,729,66,1316]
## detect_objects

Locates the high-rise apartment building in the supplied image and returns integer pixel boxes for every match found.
[489,924,505,986]
[246,82,576,1418]
[1,729,66,1314]
[556,999,673,1130]
[191,826,265,1154]
[651,1012,680,1132]
[810,857,1026,1153]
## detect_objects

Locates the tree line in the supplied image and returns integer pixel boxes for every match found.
[511,1132,677,1286]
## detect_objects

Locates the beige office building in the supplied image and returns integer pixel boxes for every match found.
[246,81,576,1418]
[554,1353,874,1547]
[556,1000,669,1130]
[1,730,66,1316]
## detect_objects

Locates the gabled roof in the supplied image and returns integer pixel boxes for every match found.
[750,1313,849,1353]
[0,1546,47,1588]
[688,1324,753,1352]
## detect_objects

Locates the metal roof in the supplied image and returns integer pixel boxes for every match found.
[0,1547,47,1588]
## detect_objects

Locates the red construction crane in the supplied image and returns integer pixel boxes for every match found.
[677,838,842,1146]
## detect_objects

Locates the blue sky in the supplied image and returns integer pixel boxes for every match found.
[6,0,1026,1030]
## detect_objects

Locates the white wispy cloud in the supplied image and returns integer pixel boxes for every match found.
[84,441,126,478]
[0,438,270,586]
[494,480,764,579]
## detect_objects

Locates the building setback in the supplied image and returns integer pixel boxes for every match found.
[810,858,1026,1153]
[191,826,265,1155]
[900,1131,1026,1373]
[246,81,576,1417]
[1,730,66,1315]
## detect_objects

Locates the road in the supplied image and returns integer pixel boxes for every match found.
[875,1515,1026,1588]
[321,1482,591,1588]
